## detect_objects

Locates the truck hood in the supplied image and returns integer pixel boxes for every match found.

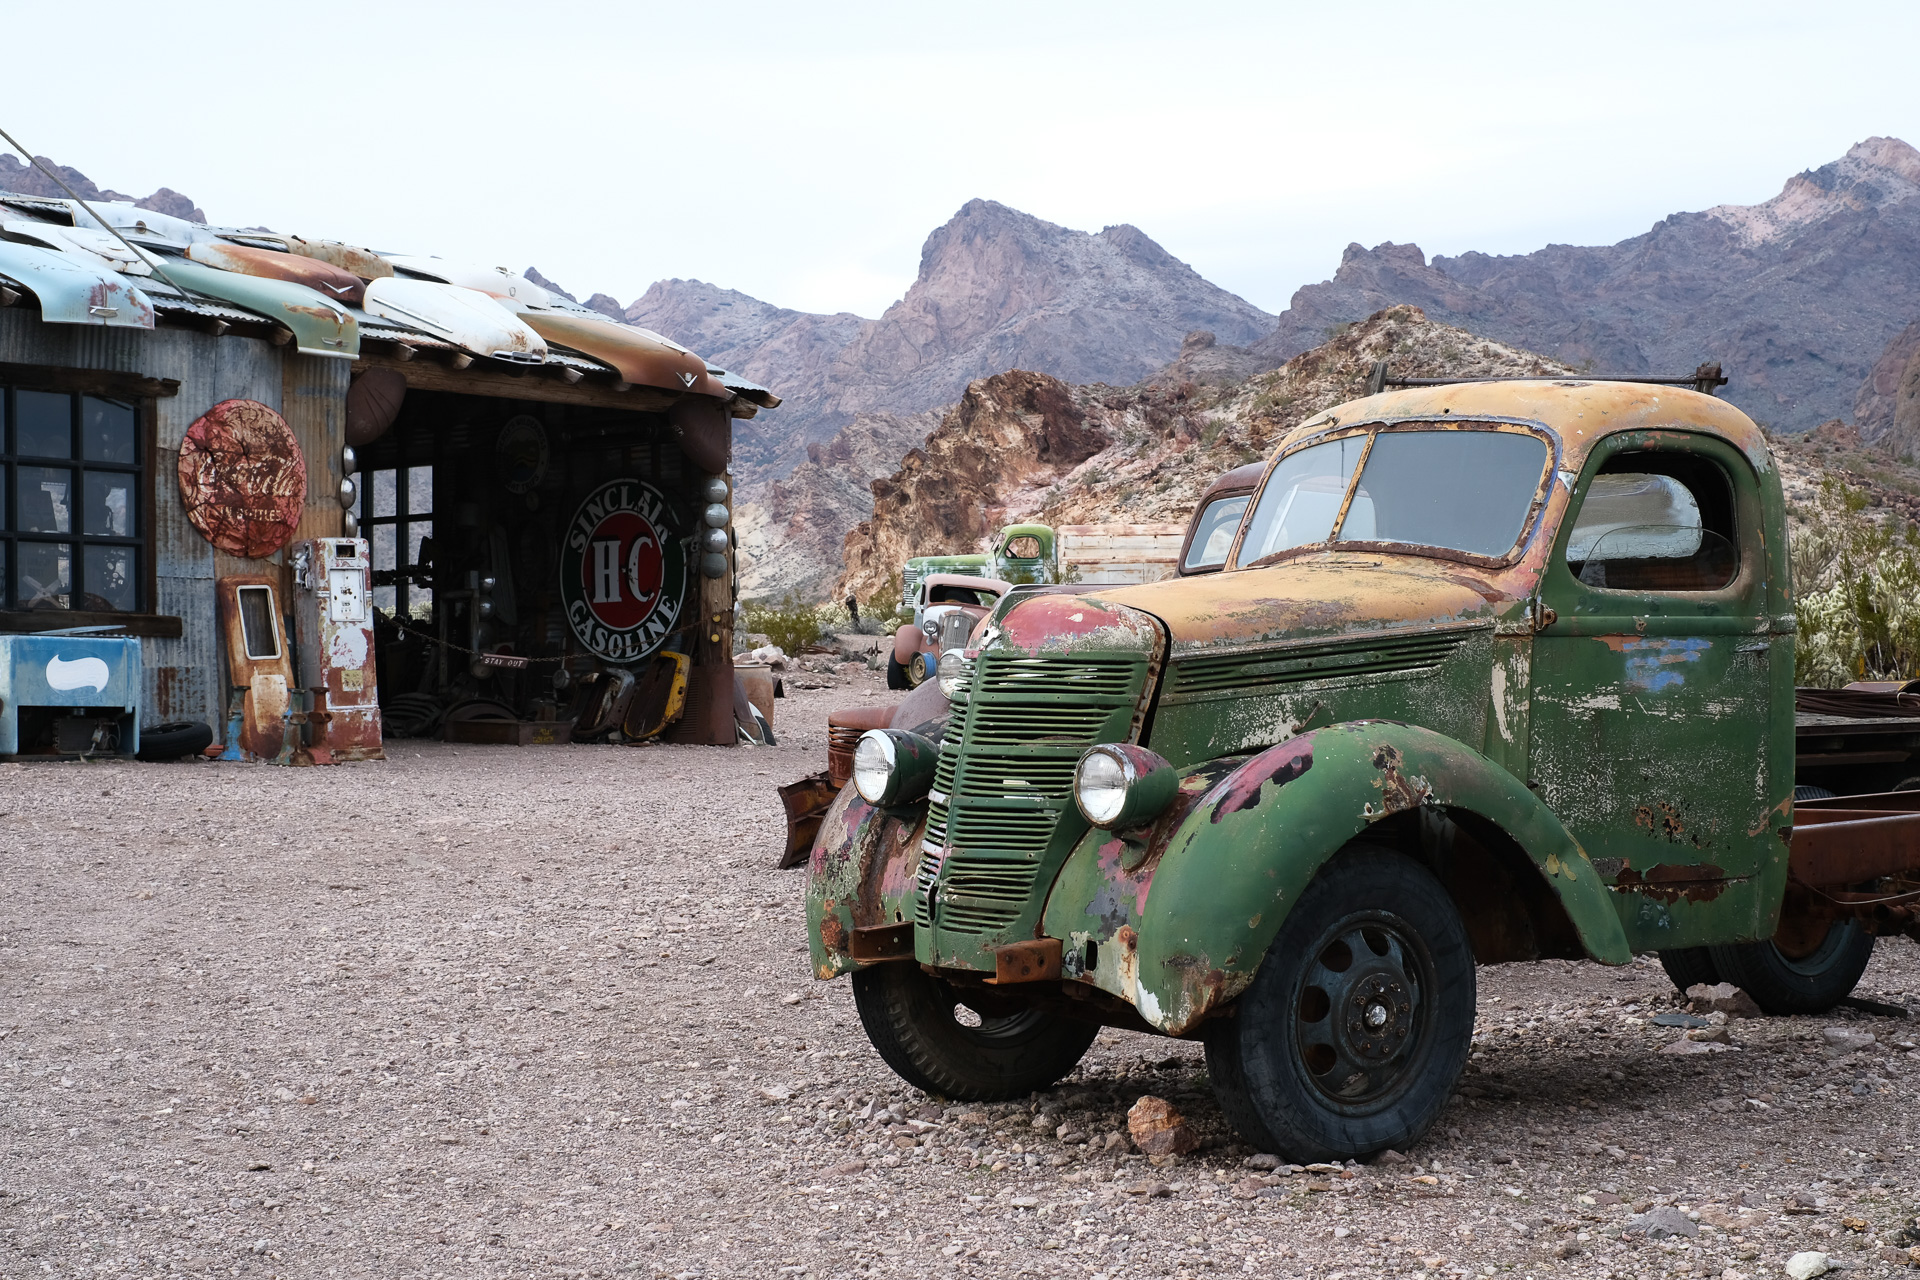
[1072,553,1508,658]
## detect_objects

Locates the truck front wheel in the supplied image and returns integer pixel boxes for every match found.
[1204,846,1476,1163]
[1708,920,1875,1015]
[850,963,1098,1100]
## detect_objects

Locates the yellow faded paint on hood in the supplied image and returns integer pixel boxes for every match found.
[1091,552,1506,657]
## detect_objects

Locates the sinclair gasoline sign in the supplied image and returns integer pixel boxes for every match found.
[561,479,687,663]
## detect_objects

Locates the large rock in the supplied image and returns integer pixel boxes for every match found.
[1126,1095,1198,1157]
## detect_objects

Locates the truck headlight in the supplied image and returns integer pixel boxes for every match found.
[1073,744,1178,829]
[936,650,968,699]
[852,729,940,806]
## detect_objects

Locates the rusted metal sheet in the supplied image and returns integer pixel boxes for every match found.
[362,276,546,364]
[779,772,840,869]
[220,233,393,280]
[157,258,358,359]
[216,575,295,762]
[1791,792,1920,885]
[0,240,155,328]
[1056,523,1185,585]
[522,309,727,397]
[178,399,308,558]
[186,242,365,308]
[988,938,1063,984]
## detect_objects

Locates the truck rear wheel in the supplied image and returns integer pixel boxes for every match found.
[1709,921,1875,1015]
[850,963,1097,1101]
[1656,947,1721,994]
[1204,846,1475,1163]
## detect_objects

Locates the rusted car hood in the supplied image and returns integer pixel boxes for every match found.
[1086,554,1508,657]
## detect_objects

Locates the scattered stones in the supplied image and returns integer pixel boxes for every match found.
[1661,1037,1733,1055]
[1628,1206,1699,1239]
[1784,1251,1833,1280]
[1374,1148,1408,1165]
[827,1160,866,1176]
[1652,1011,1713,1029]
[1126,1096,1199,1157]
[1686,1025,1732,1044]
[1124,1180,1172,1198]
[1247,1152,1281,1170]
[1823,1026,1877,1054]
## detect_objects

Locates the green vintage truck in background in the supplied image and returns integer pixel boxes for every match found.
[804,377,1920,1162]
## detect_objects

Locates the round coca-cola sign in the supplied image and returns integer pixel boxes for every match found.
[561,478,687,662]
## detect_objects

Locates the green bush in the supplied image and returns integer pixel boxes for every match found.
[1794,478,1920,686]
[742,592,826,654]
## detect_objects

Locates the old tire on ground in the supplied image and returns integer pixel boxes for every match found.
[886,654,912,691]
[136,720,214,761]
[850,963,1097,1101]
[1657,948,1721,994]
[1709,921,1875,1015]
[907,651,931,688]
[1203,845,1476,1162]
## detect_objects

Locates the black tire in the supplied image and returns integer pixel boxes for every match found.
[1657,947,1721,995]
[886,655,912,691]
[136,720,213,762]
[1709,921,1875,1015]
[1203,845,1476,1162]
[850,963,1097,1101]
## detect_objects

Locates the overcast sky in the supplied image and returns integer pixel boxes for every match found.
[4,1,1917,322]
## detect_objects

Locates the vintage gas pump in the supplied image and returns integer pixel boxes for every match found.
[292,537,385,762]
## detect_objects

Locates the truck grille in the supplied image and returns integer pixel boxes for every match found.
[921,649,1153,946]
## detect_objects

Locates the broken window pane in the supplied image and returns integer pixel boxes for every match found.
[236,585,280,658]
[17,541,70,609]
[18,466,73,534]
[82,545,136,612]
[84,471,133,537]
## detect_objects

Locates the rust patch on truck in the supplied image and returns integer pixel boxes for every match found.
[1369,742,1432,817]
[1611,863,1730,904]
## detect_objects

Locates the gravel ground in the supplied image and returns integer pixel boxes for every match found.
[5,660,1920,1280]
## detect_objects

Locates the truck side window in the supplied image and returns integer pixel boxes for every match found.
[1566,456,1736,592]
[1005,535,1042,558]
[1184,495,1250,570]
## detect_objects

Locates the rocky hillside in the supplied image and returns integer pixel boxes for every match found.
[0,155,205,222]
[619,200,1274,484]
[733,408,937,601]
[1255,138,1920,436]
[837,306,1577,600]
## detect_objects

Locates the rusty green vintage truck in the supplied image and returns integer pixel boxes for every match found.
[803,377,1920,1162]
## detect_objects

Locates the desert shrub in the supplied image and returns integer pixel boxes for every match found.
[1793,478,1920,686]
[742,592,826,653]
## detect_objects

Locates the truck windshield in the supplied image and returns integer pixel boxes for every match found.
[1240,427,1548,565]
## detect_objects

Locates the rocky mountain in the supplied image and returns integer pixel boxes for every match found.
[733,408,938,601]
[1254,138,1920,436]
[620,200,1275,484]
[837,306,1576,601]
[0,155,205,222]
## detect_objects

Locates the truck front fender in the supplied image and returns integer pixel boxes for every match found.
[805,787,926,980]
[1045,721,1631,1035]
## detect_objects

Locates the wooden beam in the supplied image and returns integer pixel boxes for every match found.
[0,610,184,638]
[351,351,686,413]
[0,362,179,400]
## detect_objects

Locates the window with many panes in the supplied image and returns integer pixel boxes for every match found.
[2,386,143,612]
[351,465,433,618]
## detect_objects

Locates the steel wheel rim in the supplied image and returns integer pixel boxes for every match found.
[1291,910,1435,1111]
[951,995,1050,1046]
